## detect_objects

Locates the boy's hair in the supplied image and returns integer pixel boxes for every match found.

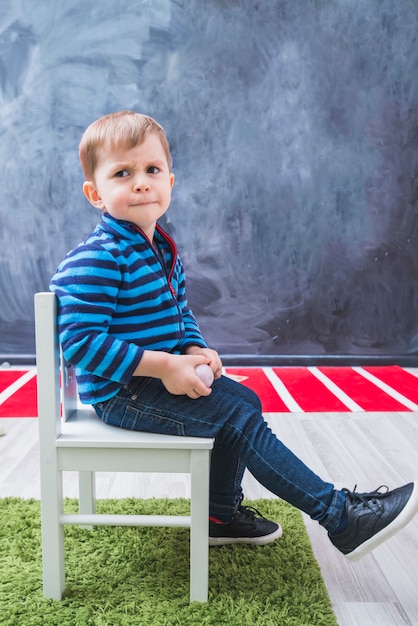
[79,110,172,180]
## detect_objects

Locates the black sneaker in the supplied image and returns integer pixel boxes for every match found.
[329,482,418,561]
[209,504,283,546]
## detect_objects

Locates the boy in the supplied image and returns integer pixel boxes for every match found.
[50,110,417,557]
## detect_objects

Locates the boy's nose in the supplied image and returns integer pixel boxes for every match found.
[134,175,151,192]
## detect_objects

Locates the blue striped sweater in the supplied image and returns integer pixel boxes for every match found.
[50,213,207,404]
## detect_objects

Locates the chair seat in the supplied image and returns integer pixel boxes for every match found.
[59,407,214,449]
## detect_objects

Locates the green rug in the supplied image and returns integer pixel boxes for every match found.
[0,498,337,626]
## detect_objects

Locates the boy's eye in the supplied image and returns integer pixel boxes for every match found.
[147,166,160,174]
[114,169,129,178]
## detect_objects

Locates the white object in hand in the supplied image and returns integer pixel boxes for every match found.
[195,364,214,388]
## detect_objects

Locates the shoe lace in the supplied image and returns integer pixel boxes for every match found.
[237,504,267,521]
[343,484,389,510]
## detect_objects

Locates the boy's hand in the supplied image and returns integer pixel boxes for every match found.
[132,347,223,399]
[161,353,216,399]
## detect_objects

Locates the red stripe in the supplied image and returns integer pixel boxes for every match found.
[273,367,351,411]
[317,367,412,411]
[362,366,418,405]
[225,368,290,412]
[0,376,38,417]
[0,370,29,393]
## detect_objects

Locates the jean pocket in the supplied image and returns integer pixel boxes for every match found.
[119,403,185,436]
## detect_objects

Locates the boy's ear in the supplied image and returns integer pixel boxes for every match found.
[170,173,175,189]
[83,181,105,209]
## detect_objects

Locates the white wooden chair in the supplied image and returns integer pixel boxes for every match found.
[34,291,214,602]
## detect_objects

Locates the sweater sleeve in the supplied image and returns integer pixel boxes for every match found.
[49,245,143,384]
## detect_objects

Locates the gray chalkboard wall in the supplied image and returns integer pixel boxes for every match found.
[1,0,418,364]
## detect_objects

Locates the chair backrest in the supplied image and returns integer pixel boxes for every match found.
[35,292,81,425]
[34,292,62,440]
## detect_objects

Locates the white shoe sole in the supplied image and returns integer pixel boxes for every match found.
[209,523,283,547]
[346,481,418,561]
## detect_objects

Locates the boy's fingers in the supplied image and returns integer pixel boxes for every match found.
[188,381,212,399]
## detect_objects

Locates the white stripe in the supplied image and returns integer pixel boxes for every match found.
[0,369,37,405]
[308,366,364,412]
[353,366,418,411]
[0,364,34,371]
[263,367,304,412]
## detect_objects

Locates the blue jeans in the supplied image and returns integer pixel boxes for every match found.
[93,374,346,533]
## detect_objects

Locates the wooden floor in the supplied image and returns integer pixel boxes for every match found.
[1,406,417,625]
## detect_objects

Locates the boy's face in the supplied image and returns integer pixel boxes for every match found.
[83,133,175,241]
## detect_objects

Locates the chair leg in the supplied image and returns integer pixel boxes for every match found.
[79,471,96,529]
[189,449,210,602]
[40,464,65,599]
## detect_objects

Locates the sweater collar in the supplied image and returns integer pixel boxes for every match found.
[99,212,178,257]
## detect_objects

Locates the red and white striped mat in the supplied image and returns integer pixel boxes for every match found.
[224,366,418,413]
[1,365,418,417]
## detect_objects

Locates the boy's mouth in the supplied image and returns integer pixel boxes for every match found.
[132,200,156,207]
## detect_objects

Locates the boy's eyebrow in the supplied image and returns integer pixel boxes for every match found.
[110,161,134,170]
